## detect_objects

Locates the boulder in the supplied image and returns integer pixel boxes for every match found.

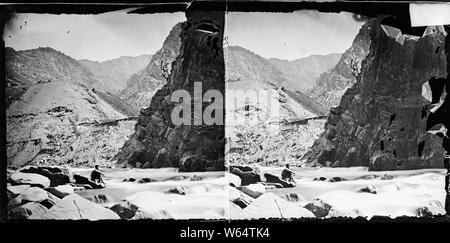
[229,186,254,209]
[283,193,307,203]
[237,184,265,199]
[416,200,445,217]
[229,165,254,173]
[227,172,241,187]
[328,176,346,182]
[304,199,332,218]
[7,185,31,195]
[54,184,74,194]
[20,166,70,187]
[125,191,174,219]
[313,177,327,181]
[8,196,23,210]
[326,207,364,218]
[190,175,203,181]
[88,194,115,204]
[110,200,139,219]
[356,185,377,194]
[73,174,104,189]
[165,186,187,195]
[137,178,156,183]
[232,197,252,209]
[132,208,172,220]
[264,173,295,188]
[357,174,378,180]
[29,194,120,220]
[19,187,49,203]
[380,174,394,180]
[46,185,73,199]
[231,168,261,186]
[9,202,48,219]
[122,178,137,182]
[10,172,50,188]
[40,193,60,209]
[237,193,315,219]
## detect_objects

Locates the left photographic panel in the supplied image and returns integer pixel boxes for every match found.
[4,8,228,220]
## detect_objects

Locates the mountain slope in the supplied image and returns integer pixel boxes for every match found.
[225,46,341,92]
[225,46,289,87]
[120,22,183,110]
[6,47,136,169]
[79,54,152,93]
[225,79,326,167]
[309,21,373,110]
[5,47,98,106]
[268,53,341,91]
[225,45,332,116]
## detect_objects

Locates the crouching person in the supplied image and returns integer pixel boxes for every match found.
[281,164,296,183]
[91,165,105,185]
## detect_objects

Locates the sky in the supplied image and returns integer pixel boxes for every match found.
[4,9,186,62]
[4,10,364,62]
[225,10,365,60]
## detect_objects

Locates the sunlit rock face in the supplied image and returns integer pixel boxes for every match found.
[120,23,183,110]
[114,11,225,172]
[310,20,373,110]
[304,21,447,171]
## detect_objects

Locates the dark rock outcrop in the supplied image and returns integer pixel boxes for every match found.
[9,202,48,220]
[114,11,225,172]
[165,186,187,195]
[283,192,306,202]
[304,199,332,218]
[20,166,70,187]
[264,173,296,188]
[73,174,104,189]
[356,185,377,194]
[110,200,139,220]
[230,167,261,186]
[304,22,447,171]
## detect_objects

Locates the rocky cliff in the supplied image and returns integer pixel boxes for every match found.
[304,22,447,171]
[120,23,183,110]
[309,21,373,110]
[114,11,225,172]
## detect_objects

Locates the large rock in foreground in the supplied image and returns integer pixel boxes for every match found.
[10,172,50,188]
[235,193,315,219]
[30,194,120,220]
[114,11,225,172]
[304,23,447,170]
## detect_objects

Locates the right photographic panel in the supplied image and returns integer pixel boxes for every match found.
[224,9,449,219]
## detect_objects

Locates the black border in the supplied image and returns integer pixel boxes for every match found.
[1,1,450,239]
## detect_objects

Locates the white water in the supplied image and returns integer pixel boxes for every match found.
[73,166,447,219]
